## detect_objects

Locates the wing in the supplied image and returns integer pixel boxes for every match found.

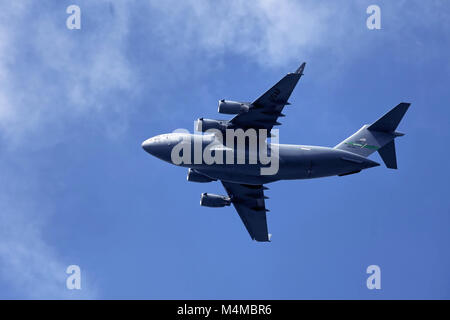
[221,181,271,242]
[230,62,305,133]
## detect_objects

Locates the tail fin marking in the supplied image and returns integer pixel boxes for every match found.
[334,102,410,169]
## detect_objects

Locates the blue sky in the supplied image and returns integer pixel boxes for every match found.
[0,0,449,299]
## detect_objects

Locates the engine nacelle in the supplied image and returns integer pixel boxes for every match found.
[187,169,216,183]
[195,118,228,132]
[200,193,231,207]
[218,99,249,114]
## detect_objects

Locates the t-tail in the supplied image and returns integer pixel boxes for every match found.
[334,102,411,169]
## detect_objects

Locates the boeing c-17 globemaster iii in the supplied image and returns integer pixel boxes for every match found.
[142,62,410,242]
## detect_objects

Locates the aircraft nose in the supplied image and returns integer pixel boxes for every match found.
[141,138,154,153]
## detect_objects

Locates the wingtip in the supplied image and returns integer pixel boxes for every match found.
[295,62,306,74]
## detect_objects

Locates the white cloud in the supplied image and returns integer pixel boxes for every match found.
[0,208,96,299]
[148,0,338,66]
[0,1,344,298]
[0,1,442,142]
[0,155,97,299]
[0,1,132,299]
[0,0,444,299]
[0,1,135,145]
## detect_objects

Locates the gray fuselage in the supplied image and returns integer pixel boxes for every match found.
[142,133,380,185]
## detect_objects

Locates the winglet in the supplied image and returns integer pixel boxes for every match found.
[295,62,306,75]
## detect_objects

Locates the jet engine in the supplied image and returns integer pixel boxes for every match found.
[195,118,228,132]
[187,169,216,183]
[200,193,231,207]
[218,99,250,114]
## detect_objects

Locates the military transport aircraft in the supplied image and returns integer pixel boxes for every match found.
[142,62,410,242]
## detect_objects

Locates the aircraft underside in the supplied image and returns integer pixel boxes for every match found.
[142,61,410,242]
